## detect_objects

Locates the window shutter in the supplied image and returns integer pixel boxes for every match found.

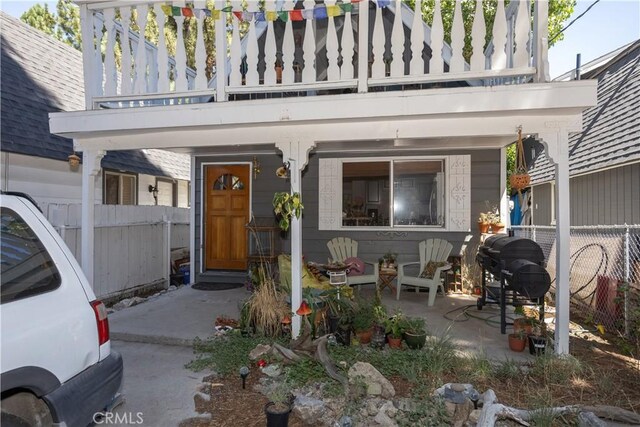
[447,155,471,232]
[318,158,341,230]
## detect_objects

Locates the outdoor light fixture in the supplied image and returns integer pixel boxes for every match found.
[275,161,290,179]
[68,153,80,171]
[252,156,261,179]
[239,366,249,389]
[148,185,159,200]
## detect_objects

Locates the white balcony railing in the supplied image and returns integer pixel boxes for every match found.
[79,0,549,109]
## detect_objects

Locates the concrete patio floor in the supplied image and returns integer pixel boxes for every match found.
[110,284,535,362]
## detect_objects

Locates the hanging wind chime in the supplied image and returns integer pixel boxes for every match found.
[509,126,531,194]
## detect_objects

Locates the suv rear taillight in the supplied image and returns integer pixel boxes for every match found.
[91,300,110,345]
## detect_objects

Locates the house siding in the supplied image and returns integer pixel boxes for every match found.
[531,162,640,226]
[532,182,553,226]
[194,148,500,273]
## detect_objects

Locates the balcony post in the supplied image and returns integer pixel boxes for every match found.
[81,148,105,288]
[533,0,550,82]
[215,0,228,101]
[357,0,370,93]
[80,4,97,108]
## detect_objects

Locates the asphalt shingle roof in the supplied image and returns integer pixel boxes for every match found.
[0,11,190,181]
[529,40,640,184]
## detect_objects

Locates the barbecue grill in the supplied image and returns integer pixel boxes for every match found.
[476,235,551,333]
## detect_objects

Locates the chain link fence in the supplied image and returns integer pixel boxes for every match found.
[512,225,640,344]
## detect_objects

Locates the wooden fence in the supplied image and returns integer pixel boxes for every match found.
[44,203,190,299]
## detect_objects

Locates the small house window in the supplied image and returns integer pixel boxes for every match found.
[104,171,136,205]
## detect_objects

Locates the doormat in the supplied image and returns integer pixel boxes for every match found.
[192,282,244,291]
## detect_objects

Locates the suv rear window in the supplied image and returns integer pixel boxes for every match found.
[1,207,61,303]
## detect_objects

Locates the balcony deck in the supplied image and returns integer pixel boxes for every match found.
[78,0,550,111]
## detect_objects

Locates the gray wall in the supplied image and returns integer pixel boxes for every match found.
[195,149,501,272]
[531,162,640,226]
[532,182,553,226]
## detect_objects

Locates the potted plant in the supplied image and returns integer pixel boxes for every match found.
[477,213,490,233]
[272,192,303,231]
[528,324,548,356]
[490,213,506,234]
[353,300,375,344]
[265,380,294,427]
[513,316,538,336]
[403,317,427,349]
[382,251,398,269]
[508,329,527,352]
[371,305,388,349]
[384,310,406,349]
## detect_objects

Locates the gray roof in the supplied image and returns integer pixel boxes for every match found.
[529,40,640,184]
[0,11,190,181]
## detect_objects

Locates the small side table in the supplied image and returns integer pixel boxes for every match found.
[378,268,397,294]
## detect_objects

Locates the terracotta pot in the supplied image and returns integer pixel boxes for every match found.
[356,328,373,344]
[508,334,526,352]
[491,223,505,234]
[478,222,490,234]
[387,336,403,349]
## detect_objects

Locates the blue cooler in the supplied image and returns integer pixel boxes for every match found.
[179,264,190,285]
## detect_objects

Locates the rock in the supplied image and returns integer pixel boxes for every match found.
[367,400,379,416]
[348,362,395,399]
[374,408,398,427]
[249,344,272,360]
[337,416,353,427]
[293,395,326,425]
[445,401,457,417]
[112,302,126,311]
[452,400,474,427]
[436,383,475,404]
[193,392,210,413]
[107,308,115,314]
[380,401,397,418]
[168,285,177,291]
[261,364,282,378]
[468,409,482,424]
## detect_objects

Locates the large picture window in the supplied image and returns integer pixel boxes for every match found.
[342,158,445,228]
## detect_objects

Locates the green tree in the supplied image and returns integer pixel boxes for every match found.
[55,0,82,50]
[20,3,57,38]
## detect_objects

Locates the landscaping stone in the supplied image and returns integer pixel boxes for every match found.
[249,344,272,360]
[367,400,379,416]
[293,395,326,425]
[373,408,397,427]
[468,409,482,424]
[261,364,282,378]
[168,285,177,291]
[193,392,210,413]
[348,362,395,399]
[380,401,397,418]
[435,383,475,404]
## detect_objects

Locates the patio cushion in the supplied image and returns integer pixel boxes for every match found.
[419,261,447,279]
[344,257,365,276]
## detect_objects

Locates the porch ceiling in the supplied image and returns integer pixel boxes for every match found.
[49,81,597,152]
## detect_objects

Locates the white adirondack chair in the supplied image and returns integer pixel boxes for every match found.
[327,237,379,287]
[397,239,453,306]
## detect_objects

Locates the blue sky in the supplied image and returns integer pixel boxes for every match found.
[2,0,638,78]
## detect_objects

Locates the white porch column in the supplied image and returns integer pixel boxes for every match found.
[81,149,105,288]
[500,146,510,227]
[275,141,316,338]
[539,127,571,355]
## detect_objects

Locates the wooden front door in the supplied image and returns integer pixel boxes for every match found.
[204,165,250,270]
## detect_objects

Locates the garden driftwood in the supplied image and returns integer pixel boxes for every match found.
[477,389,640,427]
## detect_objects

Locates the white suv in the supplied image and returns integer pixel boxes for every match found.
[1,192,123,427]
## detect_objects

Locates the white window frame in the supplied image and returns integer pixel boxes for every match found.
[103,170,137,205]
[319,155,471,232]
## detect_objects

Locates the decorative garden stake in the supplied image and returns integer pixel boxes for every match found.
[469,389,480,409]
[239,366,249,389]
[257,359,267,368]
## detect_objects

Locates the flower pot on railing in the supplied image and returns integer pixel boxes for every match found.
[478,222,490,234]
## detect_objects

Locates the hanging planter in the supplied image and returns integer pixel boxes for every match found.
[509,127,531,192]
[272,192,303,231]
